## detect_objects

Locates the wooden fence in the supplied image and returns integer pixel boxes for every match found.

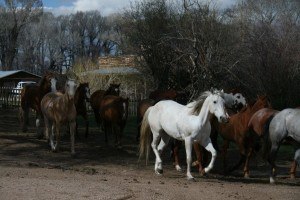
[0,86,21,108]
[0,86,138,116]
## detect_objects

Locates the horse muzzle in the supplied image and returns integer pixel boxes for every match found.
[219,116,229,123]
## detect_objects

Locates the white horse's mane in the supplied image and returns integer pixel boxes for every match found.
[187,89,223,115]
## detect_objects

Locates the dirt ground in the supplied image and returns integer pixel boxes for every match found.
[0,108,299,200]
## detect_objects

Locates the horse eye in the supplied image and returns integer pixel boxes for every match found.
[237,96,240,99]
[213,101,216,104]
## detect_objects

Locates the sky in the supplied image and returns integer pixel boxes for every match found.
[43,0,237,16]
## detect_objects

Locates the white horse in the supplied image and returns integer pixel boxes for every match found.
[139,90,229,180]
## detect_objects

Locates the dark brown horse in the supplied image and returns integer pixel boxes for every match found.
[149,89,178,102]
[99,95,129,146]
[90,83,121,129]
[214,95,271,177]
[74,83,91,138]
[20,72,57,136]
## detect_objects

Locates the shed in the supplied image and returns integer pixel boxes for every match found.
[0,70,41,87]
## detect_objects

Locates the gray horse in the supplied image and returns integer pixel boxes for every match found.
[268,108,300,183]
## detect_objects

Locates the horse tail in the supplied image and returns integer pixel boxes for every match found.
[139,107,152,165]
[262,115,275,160]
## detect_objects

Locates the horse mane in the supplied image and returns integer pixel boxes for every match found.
[188,90,214,115]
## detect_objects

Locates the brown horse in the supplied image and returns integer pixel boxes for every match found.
[149,89,178,101]
[99,95,129,146]
[214,95,271,177]
[90,83,121,129]
[74,83,91,138]
[20,72,57,136]
[41,79,78,155]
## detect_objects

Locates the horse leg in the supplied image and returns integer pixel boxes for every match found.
[172,139,182,172]
[50,123,56,151]
[151,131,163,175]
[22,107,29,132]
[268,144,280,184]
[157,132,170,153]
[43,115,50,141]
[229,139,247,174]
[84,114,89,139]
[201,138,217,174]
[243,147,253,178]
[289,160,297,179]
[75,118,79,139]
[113,124,121,147]
[36,113,43,139]
[54,123,61,152]
[221,140,230,174]
[70,121,76,156]
[193,143,205,175]
[184,137,194,180]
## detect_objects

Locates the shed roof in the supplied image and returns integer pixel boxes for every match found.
[0,70,41,79]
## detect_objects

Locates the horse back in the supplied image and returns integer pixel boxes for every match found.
[100,95,128,124]
[90,90,105,110]
[137,99,155,121]
[248,108,279,136]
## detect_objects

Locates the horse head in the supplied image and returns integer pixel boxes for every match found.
[65,79,78,97]
[40,71,57,93]
[233,93,247,110]
[254,95,272,110]
[106,83,121,96]
[208,89,229,123]
[81,82,91,102]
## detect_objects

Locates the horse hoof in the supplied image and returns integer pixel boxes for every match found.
[175,165,182,172]
[200,170,206,176]
[290,174,295,179]
[192,161,199,167]
[244,173,250,178]
[270,177,276,184]
[187,177,196,182]
[155,169,163,175]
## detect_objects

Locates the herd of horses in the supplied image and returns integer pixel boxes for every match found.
[17,71,299,184]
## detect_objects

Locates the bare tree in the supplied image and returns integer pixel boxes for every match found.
[0,0,43,70]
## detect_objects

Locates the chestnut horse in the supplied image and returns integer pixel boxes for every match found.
[74,83,91,138]
[99,95,129,146]
[20,72,57,136]
[214,95,271,177]
[90,83,121,129]
[41,79,78,156]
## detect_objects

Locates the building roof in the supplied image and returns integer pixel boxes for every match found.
[82,66,140,76]
[0,70,41,79]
